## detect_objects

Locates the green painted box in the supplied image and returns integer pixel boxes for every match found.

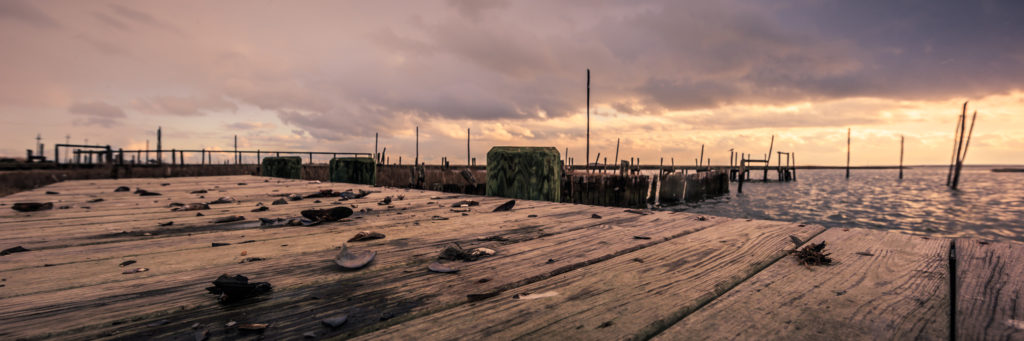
[486,146,561,202]
[260,157,302,179]
[330,157,376,185]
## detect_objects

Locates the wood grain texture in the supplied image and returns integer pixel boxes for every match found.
[655,228,951,340]
[486,146,561,202]
[356,220,824,340]
[0,176,717,340]
[86,211,722,340]
[956,238,1024,340]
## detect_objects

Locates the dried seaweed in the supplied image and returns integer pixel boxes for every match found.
[793,241,832,266]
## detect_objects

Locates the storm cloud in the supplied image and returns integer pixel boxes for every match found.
[1,0,1022,165]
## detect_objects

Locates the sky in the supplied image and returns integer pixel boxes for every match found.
[1,0,1022,166]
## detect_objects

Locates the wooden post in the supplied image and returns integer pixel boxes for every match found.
[786,153,794,180]
[171,149,176,165]
[586,68,590,174]
[737,158,745,194]
[899,135,904,180]
[415,126,419,167]
[614,138,620,166]
[234,135,238,165]
[374,132,379,165]
[467,128,470,167]
[157,127,162,165]
[947,102,967,186]
[659,157,664,178]
[845,128,851,179]
[951,104,968,188]
[952,110,977,190]
[765,135,774,181]
[699,144,704,168]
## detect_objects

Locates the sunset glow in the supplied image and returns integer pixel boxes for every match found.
[2,0,1022,165]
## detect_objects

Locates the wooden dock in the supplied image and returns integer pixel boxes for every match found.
[0,175,1021,340]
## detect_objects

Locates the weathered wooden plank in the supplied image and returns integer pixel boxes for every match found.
[0,196,554,298]
[70,211,721,340]
[356,219,823,340]
[0,191,654,339]
[0,178,341,224]
[0,188,441,251]
[956,238,1024,340]
[654,228,951,340]
[0,191,475,273]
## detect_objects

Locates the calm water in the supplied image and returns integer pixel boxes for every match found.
[666,167,1024,241]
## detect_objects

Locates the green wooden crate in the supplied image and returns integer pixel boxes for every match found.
[486,146,560,202]
[330,157,376,185]
[260,157,302,179]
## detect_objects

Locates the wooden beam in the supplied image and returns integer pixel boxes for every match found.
[359,220,824,340]
[655,228,951,340]
[955,238,1024,340]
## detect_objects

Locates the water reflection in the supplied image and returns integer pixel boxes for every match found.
[667,167,1024,241]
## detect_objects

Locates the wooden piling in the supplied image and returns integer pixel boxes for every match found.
[947,104,966,186]
[737,158,745,194]
[467,128,470,166]
[786,152,794,180]
[952,110,977,190]
[614,138,620,166]
[586,69,590,174]
[845,128,850,179]
[899,135,904,180]
[157,127,162,165]
[699,144,704,168]
[415,126,419,167]
[951,104,968,188]
[764,135,774,181]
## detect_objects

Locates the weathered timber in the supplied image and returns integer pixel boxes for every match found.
[658,173,685,204]
[260,156,302,179]
[357,220,824,340]
[656,228,951,340]
[330,157,376,185]
[486,146,561,202]
[955,238,1024,340]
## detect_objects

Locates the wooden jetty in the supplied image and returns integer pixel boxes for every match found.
[1,175,1021,340]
